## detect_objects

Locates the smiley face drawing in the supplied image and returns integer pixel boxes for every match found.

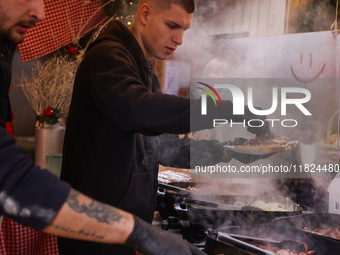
[291,53,326,84]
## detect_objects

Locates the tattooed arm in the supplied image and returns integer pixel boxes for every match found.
[43,189,206,255]
[0,126,204,254]
[43,189,134,244]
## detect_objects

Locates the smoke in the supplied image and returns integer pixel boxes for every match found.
[167,0,340,215]
[156,1,340,251]
[173,0,248,78]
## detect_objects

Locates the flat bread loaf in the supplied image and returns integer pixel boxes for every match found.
[235,135,298,152]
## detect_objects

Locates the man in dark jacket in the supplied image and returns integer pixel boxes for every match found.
[59,0,272,254]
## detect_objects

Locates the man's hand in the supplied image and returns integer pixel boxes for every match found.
[233,106,274,138]
[125,216,207,255]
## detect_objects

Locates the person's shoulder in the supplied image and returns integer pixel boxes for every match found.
[86,39,129,61]
[86,23,129,56]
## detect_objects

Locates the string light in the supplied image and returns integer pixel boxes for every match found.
[106,0,138,26]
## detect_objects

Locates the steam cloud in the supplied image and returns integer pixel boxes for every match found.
[168,0,339,213]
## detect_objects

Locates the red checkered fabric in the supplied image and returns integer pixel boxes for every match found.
[18,0,106,62]
[0,217,59,255]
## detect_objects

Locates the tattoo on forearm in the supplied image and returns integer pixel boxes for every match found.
[51,223,106,240]
[66,190,125,225]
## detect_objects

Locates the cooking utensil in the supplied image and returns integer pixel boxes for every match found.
[224,136,298,155]
[158,182,192,196]
[273,213,340,243]
[224,137,263,155]
[157,182,194,219]
[157,181,243,219]
[183,198,263,211]
[157,181,304,244]
[224,137,271,155]
[205,223,340,255]
[207,229,275,255]
[227,233,305,251]
[175,200,303,243]
[184,198,242,210]
[224,145,273,155]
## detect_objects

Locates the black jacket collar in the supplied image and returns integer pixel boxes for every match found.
[88,20,150,70]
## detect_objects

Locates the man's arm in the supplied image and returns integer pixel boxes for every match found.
[44,189,206,255]
[0,124,205,254]
[43,188,133,243]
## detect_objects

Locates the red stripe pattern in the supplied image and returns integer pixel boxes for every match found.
[18,0,105,62]
[0,217,59,255]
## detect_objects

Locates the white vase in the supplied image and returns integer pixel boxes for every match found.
[35,123,65,169]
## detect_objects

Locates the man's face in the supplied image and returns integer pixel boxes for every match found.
[141,4,193,60]
[0,0,45,44]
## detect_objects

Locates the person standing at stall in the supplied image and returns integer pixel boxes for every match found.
[0,0,206,254]
[59,0,272,254]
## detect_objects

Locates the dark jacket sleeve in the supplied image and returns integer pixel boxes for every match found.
[0,124,71,231]
[85,42,235,136]
[146,134,227,169]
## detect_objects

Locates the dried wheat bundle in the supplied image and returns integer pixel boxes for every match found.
[17,1,114,126]
[18,55,80,122]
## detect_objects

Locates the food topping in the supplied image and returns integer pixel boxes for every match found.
[302,227,340,240]
[233,135,298,152]
[244,135,291,146]
[158,170,191,184]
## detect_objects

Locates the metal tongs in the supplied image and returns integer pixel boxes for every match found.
[183,198,243,210]
[158,183,192,196]
[207,229,305,255]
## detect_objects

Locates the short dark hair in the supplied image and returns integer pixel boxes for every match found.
[164,0,195,13]
[139,0,195,14]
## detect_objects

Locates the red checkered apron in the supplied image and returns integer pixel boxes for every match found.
[18,0,105,62]
[0,219,59,255]
[2,122,59,254]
